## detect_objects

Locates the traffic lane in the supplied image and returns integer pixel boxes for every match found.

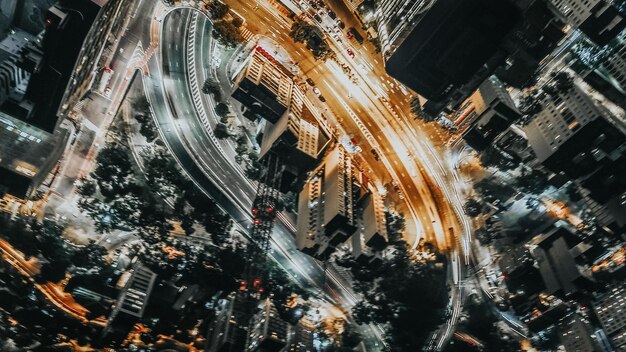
[300,55,442,244]
[156,11,355,300]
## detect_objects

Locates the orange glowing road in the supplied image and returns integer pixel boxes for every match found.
[0,238,107,327]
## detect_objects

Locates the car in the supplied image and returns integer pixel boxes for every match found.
[346,48,355,58]
[306,78,315,86]
[313,87,321,95]
[318,95,326,102]
[336,19,345,29]
[371,148,380,161]
[345,31,353,39]
[328,10,337,19]
[313,14,322,22]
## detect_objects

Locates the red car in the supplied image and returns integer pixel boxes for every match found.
[346,48,355,58]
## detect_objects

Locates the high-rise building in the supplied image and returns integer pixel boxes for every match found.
[246,298,289,352]
[232,50,295,124]
[548,0,625,45]
[593,286,626,351]
[259,101,329,193]
[232,50,332,192]
[0,0,103,200]
[602,40,626,93]
[352,191,388,263]
[206,293,250,352]
[382,0,568,116]
[524,83,626,229]
[383,0,521,116]
[451,76,521,151]
[286,317,315,352]
[59,0,135,119]
[557,312,602,352]
[530,226,595,298]
[374,0,435,57]
[296,145,359,259]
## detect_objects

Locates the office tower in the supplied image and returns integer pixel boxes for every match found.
[524,83,626,229]
[557,312,602,352]
[382,0,568,116]
[206,293,249,352]
[246,298,289,352]
[296,145,359,259]
[602,40,626,92]
[548,0,625,45]
[286,317,315,352]
[531,226,595,298]
[352,191,388,263]
[383,0,521,116]
[375,0,435,57]
[232,50,296,124]
[594,286,626,351]
[452,76,521,151]
[60,0,132,119]
[0,0,104,200]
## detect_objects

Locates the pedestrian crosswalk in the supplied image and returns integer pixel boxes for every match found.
[264,0,294,16]
[240,27,254,41]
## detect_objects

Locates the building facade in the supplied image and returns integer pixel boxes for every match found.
[246,299,289,352]
[557,312,602,352]
[524,83,626,229]
[452,76,521,151]
[548,0,625,45]
[296,145,359,259]
[594,286,626,351]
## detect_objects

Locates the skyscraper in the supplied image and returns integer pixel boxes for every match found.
[296,145,359,259]
[0,0,103,199]
[375,0,436,57]
[524,82,626,228]
[548,0,625,45]
[383,0,521,116]
[246,299,289,352]
[594,286,626,351]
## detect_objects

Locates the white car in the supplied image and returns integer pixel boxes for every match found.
[313,87,321,95]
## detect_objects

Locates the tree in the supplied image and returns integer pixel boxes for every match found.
[543,72,574,98]
[410,96,436,122]
[385,211,406,243]
[139,120,158,142]
[351,240,448,350]
[517,91,542,119]
[132,96,151,115]
[463,199,484,217]
[479,146,518,171]
[231,17,243,28]
[214,123,231,139]
[209,2,230,20]
[202,78,221,99]
[289,20,333,61]
[289,20,312,43]
[213,20,243,48]
[71,240,107,270]
[77,178,97,197]
[566,183,583,202]
[515,168,548,195]
[92,143,133,200]
[214,102,230,118]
